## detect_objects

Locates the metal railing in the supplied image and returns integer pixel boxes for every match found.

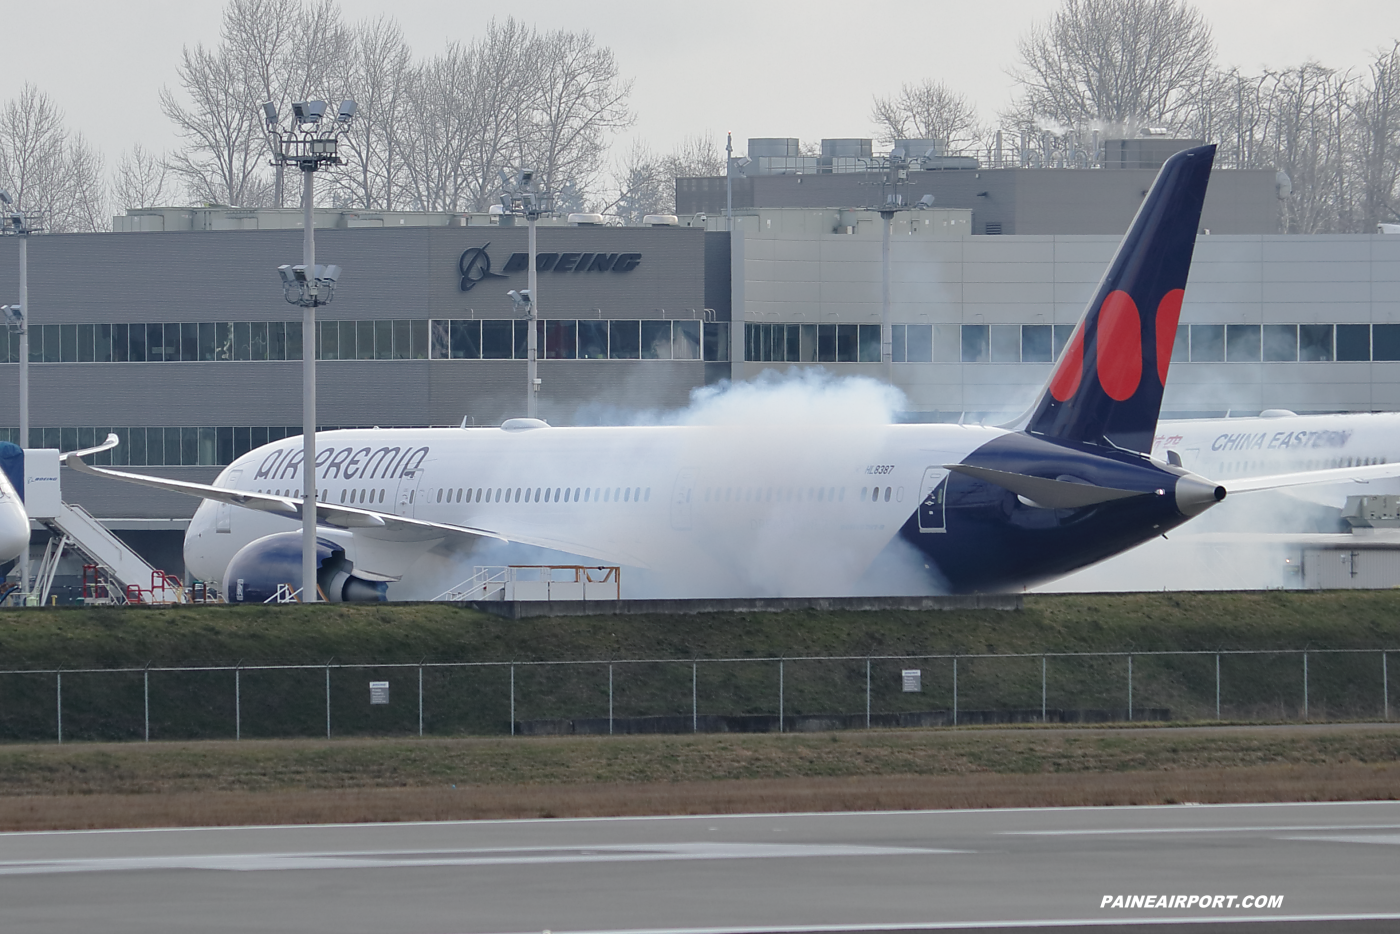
[0,648,1394,744]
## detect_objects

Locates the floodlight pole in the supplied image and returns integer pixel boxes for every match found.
[300,165,318,602]
[527,212,539,418]
[267,100,355,605]
[16,230,29,603]
[879,206,895,382]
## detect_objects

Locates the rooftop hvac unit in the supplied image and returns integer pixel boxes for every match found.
[747,138,800,158]
[821,138,872,159]
[896,139,944,158]
[568,213,605,225]
[643,214,679,226]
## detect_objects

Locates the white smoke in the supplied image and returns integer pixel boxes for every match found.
[574,366,908,428]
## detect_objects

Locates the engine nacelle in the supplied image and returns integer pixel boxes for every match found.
[223,531,388,604]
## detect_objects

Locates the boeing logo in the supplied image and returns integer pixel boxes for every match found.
[458,246,642,292]
[458,243,507,292]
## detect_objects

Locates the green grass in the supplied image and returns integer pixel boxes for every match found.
[0,592,1396,742]
[0,590,1397,669]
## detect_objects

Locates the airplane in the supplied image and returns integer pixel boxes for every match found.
[1154,410,1400,506]
[67,144,1400,602]
[0,441,27,566]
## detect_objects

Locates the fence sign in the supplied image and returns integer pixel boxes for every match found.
[902,669,922,692]
[369,681,390,705]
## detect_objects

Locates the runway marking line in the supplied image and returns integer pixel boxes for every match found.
[0,798,1392,839]
[0,841,966,876]
[452,914,1400,934]
[1004,822,1400,836]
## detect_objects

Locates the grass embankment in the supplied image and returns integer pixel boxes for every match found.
[0,593,1397,828]
[0,725,1396,829]
[0,591,1398,742]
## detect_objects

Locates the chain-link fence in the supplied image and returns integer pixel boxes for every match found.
[0,649,1393,743]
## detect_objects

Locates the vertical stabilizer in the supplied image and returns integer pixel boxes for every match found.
[1024,144,1216,453]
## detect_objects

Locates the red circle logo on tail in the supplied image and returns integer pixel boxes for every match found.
[1049,323,1084,402]
[1155,289,1185,385]
[1096,290,1142,401]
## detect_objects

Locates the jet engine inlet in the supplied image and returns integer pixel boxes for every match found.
[223,531,388,603]
[1173,473,1227,517]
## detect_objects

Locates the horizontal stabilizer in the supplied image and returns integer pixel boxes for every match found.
[1225,460,1400,494]
[945,464,1149,509]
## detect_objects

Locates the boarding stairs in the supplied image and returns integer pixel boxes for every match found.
[32,500,188,605]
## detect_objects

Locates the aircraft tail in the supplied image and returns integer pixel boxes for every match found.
[1023,144,1216,453]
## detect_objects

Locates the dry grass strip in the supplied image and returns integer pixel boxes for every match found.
[0,763,1397,832]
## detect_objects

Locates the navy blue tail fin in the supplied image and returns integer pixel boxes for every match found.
[1024,144,1216,453]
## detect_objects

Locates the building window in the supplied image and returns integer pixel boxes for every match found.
[1337,324,1371,361]
[1225,324,1260,362]
[1263,324,1297,362]
[961,325,989,363]
[1299,324,1334,361]
[1189,324,1224,362]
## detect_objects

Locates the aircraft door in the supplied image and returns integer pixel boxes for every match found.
[917,466,949,533]
[670,468,697,530]
[215,469,242,533]
[395,465,424,517]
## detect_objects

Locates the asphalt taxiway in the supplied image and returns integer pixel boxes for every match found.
[0,800,1397,933]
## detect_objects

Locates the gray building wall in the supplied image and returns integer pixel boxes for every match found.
[729,209,1400,420]
[0,224,711,520]
[678,168,1280,235]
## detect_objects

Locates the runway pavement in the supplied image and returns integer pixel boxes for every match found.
[0,800,1398,933]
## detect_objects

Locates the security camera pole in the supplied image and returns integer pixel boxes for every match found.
[266,99,356,603]
[502,170,551,418]
[0,191,39,602]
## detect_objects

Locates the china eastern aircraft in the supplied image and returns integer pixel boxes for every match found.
[1154,411,1400,508]
[67,145,1400,601]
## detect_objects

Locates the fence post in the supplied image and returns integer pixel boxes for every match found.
[418,666,423,737]
[692,662,697,733]
[1385,652,1389,722]
[865,657,871,729]
[1127,655,1133,722]
[235,667,241,741]
[778,659,784,733]
[56,672,62,745]
[1041,656,1047,722]
[143,668,150,742]
[325,665,331,738]
[510,664,515,736]
[1293,655,1304,722]
[608,664,614,736]
[1215,654,1221,721]
[952,657,958,726]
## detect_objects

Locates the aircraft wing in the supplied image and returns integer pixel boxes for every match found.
[65,456,652,569]
[1225,461,1400,494]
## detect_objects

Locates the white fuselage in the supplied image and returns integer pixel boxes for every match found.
[1154,411,1400,507]
[185,423,1004,600]
[0,468,27,564]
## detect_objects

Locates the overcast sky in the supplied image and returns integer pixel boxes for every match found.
[7,0,1400,176]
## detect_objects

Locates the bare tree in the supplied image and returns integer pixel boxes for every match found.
[522,27,633,201]
[0,84,108,232]
[161,42,270,206]
[600,134,724,221]
[871,81,983,153]
[1352,42,1400,228]
[329,15,413,210]
[601,141,668,224]
[1012,0,1216,133]
[59,134,109,233]
[113,144,172,210]
[161,0,349,207]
